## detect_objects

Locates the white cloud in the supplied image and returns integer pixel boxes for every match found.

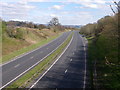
[0,2,35,20]
[66,0,108,9]
[0,0,116,25]
[50,14,57,17]
[1,0,112,9]
[60,11,94,25]
[21,0,53,3]
[30,11,94,25]
[66,0,106,4]
[84,3,98,8]
[11,18,27,21]
[51,5,64,10]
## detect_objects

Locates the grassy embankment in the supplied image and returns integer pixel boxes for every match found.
[7,33,73,88]
[80,14,120,89]
[1,34,60,63]
[87,35,119,89]
[1,23,62,63]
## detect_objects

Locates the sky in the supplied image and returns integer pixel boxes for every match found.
[0,0,119,25]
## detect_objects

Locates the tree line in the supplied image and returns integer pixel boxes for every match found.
[2,17,68,31]
[79,1,120,89]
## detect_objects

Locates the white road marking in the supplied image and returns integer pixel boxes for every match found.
[40,51,43,53]
[47,48,49,49]
[73,52,74,55]
[30,57,34,59]
[70,59,72,62]
[65,69,68,73]
[0,32,72,89]
[79,35,87,90]
[29,35,73,89]
[14,64,20,68]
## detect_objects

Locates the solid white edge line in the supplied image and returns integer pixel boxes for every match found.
[79,34,87,90]
[0,32,71,89]
[29,35,73,89]
[1,33,64,66]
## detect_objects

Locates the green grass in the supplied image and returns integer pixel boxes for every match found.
[87,35,120,89]
[7,33,73,88]
[1,34,61,64]
[86,36,94,40]
[87,37,96,89]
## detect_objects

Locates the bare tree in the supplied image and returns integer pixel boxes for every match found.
[48,17,62,32]
[48,17,60,26]
[110,1,120,14]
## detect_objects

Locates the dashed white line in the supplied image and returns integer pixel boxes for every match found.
[14,64,20,68]
[47,48,49,49]
[65,69,68,73]
[30,57,34,59]
[73,52,74,55]
[70,59,72,62]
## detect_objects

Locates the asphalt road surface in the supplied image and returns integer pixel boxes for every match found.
[31,31,88,89]
[1,31,71,88]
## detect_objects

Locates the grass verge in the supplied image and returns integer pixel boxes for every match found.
[87,37,96,89]
[6,33,73,88]
[1,33,61,64]
[87,35,120,89]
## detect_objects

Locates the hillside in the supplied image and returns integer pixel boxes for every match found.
[80,13,120,88]
[1,20,64,62]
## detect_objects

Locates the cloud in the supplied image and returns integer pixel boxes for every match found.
[0,0,115,25]
[50,14,57,17]
[52,5,64,10]
[11,18,27,21]
[84,3,98,8]
[0,2,35,20]
[65,0,108,9]
[21,0,53,3]
[59,11,94,25]
[1,0,112,9]
[66,0,106,4]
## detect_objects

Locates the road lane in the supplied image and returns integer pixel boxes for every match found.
[31,31,88,88]
[1,31,71,88]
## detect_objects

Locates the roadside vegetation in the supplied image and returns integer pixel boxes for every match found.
[80,2,120,89]
[6,33,73,88]
[1,17,74,63]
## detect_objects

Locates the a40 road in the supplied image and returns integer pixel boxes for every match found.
[1,31,88,89]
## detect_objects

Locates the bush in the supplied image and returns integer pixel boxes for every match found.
[80,14,120,88]
[15,28,24,39]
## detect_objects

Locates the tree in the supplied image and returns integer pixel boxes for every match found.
[48,17,60,26]
[48,17,62,32]
[110,1,120,14]
[27,22,34,28]
[38,24,46,30]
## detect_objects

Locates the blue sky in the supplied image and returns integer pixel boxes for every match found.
[0,0,119,25]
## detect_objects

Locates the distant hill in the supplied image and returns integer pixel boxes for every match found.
[63,25,82,28]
